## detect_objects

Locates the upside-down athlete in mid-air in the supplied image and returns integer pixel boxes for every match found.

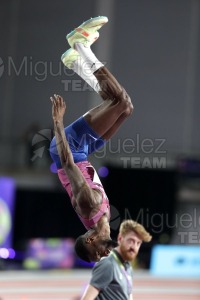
[50,16,133,262]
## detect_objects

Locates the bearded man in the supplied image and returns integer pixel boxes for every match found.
[81,219,152,300]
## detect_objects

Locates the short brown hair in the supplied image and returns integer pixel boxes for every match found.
[119,220,152,242]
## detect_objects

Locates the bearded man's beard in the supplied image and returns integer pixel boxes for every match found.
[120,244,138,261]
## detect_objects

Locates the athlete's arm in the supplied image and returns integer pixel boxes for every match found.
[80,284,100,300]
[51,94,93,199]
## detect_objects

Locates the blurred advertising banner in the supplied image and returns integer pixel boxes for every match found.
[0,177,16,249]
[150,245,200,277]
[23,238,75,269]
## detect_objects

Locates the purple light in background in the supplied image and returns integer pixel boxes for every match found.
[50,163,57,174]
[0,248,16,259]
[98,166,109,178]
[0,248,9,259]
[8,248,16,259]
[0,177,15,249]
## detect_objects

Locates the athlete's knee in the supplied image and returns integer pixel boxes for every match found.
[119,89,134,116]
[125,93,134,115]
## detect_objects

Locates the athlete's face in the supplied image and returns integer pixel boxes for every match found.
[86,237,118,262]
[118,231,142,261]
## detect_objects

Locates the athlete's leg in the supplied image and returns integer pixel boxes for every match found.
[85,103,131,141]
[83,66,133,140]
[65,46,133,141]
[61,53,132,144]
[63,16,133,144]
[71,38,133,141]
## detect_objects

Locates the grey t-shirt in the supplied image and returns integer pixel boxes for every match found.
[90,251,133,300]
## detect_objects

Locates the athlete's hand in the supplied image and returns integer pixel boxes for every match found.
[50,94,66,122]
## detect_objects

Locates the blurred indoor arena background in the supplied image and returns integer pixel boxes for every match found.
[0,0,200,299]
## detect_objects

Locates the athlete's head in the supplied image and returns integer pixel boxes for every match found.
[74,234,118,262]
[117,220,152,262]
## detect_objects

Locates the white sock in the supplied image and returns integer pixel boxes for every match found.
[75,42,104,73]
[72,56,101,93]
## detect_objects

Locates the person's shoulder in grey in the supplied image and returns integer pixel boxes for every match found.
[90,255,114,290]
[90,253,133,300]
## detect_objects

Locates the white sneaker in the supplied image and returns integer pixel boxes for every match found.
[61,48,80,69]
[67,16,108,48]
[61,30,100,69]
